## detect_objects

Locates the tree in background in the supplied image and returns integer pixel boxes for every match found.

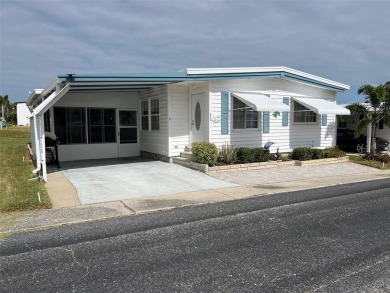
[0,95,10,129]
[385,81,390,98]
[0,95,17,127]
[0,95,9,119]
[7,102,17,125]
[346,84,388,155]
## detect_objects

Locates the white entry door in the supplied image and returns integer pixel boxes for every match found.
[191,93,206,143]
[118,109,139,157]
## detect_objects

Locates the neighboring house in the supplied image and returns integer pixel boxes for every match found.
[15,102,31,126]
[26,67,350,181]
[339,103,390,152]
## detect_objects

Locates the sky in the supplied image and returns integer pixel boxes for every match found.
[0,0,389,104]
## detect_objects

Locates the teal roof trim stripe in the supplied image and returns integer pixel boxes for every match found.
[57,70,347,91]
[282,73,347,91]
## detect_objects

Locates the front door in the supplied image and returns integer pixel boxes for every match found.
[118,109,139,157]
[191,93,206,143]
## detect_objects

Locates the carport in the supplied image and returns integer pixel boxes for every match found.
[59,157,237,205]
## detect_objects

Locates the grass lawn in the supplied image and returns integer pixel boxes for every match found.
[0,126,51,212]
[349,155,390,170]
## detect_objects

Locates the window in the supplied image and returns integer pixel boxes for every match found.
[141,98,160,131]
[293,101,317,123]
[141,100,149,130]
[54,107,86,144]
[232,96,258,129]
[150,98,160,131]
[88,108,116,143]
[54,107,117,144]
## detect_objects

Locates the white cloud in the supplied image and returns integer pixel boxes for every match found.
[1,0,389,102]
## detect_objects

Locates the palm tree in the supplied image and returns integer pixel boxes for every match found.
[385,81,390,99]
[346,84,387,154]
[6,102,16,125]
[0,95,9,129]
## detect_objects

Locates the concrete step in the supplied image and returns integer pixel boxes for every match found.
[172,156,191,164]
[180,151,193,159]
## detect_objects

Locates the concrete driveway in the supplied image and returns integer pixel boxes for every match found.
[60,158,238,205]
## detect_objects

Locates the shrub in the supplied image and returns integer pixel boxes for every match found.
[219,142,236,164]
[291,147,313,161]
[311,149,324,159]
[323,146,346,158]
[236,147,256,163]
[253,147,269,162]
[192,142,218,166]
[370,153,390,163]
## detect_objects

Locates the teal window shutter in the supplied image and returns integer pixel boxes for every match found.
[221,91,229,135]
[282,97,289,126]
[263,111,270,133]
[322,114,327,126]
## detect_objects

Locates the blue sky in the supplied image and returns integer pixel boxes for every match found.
[1,0,389,103]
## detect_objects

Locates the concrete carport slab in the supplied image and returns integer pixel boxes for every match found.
[60,158,238,205]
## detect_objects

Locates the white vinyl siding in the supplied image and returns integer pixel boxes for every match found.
[168,84,190,157]
[16,103,31,126]
[139,85,169,156]
[209,78,338,152]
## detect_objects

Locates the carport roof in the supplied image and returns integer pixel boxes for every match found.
[27,67,350,107]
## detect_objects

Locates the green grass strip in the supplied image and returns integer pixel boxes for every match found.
[0,127,51,212]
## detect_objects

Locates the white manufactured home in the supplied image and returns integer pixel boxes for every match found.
[27,67,350,181]
[15,102,31,126]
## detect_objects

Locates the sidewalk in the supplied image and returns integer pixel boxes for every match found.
[1,163,389,234]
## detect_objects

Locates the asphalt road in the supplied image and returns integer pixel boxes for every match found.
[1,179,390,292]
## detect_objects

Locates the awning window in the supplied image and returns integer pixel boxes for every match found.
[231,92,290,112]
[292,97,350,115]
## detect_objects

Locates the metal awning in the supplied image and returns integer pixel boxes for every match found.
[231,92,290,112]
[292,97,350,115]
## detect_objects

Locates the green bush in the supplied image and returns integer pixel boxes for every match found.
[291,147,313,161]
[236,147,256,163]
[253,147,269,162]
[192,142,218,166]
[311,149,324,159]
[323,146,346,158]
[219,142,236,164]
[292,146,346,161]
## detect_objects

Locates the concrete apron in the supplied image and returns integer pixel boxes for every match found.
[49,158,238,207]
[45,158,389,210]
[2,161,390,233]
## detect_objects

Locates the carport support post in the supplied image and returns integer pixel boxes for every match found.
[367,122,372,154]
[40,114,48,182]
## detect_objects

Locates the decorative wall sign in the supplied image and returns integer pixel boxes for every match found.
[210,113,221,123]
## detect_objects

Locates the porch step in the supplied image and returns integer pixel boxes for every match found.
[172,156,191,164]
[180,151,193,159]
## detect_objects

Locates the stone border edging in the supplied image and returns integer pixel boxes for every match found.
[173,156,349,174]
